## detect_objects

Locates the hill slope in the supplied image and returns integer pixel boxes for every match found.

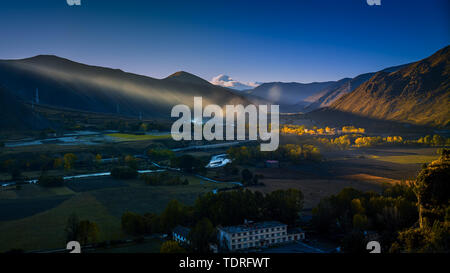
[244,65,407,113]
[245,81,336,105]
[303,64,408,111]
[0,56,249,120]
[0,86,50,131]
[328,46,450,127]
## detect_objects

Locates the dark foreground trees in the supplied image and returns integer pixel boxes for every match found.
[312,149,450,253]
[170,154,205,173]
[312,185,418,252]
[119,188,304,242]
[160,240,186,253]
[65,213,99,245]
[394,149,450,252]
[121,211,162,236]
[188,218,216,253]
[193,189,304,226]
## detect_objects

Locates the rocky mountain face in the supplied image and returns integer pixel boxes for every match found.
[327,46,449,127]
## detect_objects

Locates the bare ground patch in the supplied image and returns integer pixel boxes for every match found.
[339,173,401,185]
[248,178,383,209]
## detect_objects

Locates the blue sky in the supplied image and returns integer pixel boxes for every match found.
[0,0,448,84]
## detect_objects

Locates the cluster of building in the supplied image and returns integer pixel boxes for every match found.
[172,220,305,252]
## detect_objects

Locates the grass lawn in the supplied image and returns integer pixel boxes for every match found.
[0,173,233,252]
[106,133,172,141]
[0,195,72,221]
[92,174,231,217]
[340,173,401,185]
[248,177,383,209]
[0,193,122,252]
[369,154,439,164]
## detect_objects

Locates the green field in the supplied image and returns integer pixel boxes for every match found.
[369,154,439,164]
[0,173,232,252]
[0,193,121,252]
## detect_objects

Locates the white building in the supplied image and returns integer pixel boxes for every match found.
[206,154,232,168]
[218,221,305,251]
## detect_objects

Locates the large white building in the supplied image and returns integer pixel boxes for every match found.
[218,221,305,251]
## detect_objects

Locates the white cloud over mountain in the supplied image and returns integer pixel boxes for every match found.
[210,74,261,90]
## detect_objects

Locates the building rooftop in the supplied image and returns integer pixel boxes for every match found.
[218,221,287,234]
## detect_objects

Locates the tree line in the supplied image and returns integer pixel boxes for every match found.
[120,188,304,252]
[227,144,321,164]
[312,149,449,253]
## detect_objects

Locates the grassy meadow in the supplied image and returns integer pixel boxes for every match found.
[0,172,230,252]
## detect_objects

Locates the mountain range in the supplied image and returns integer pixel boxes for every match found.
[244,81,336,106]
[243,64,408,112]
[0,55,248,120]
[0,45,448,130]
[326,46,449,127]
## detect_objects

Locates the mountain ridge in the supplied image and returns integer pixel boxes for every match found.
[0,55,249,121]
[326,46,450,127]
[245,81,336,105]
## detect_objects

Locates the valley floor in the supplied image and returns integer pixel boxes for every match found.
[247,146,437,209]
[0,138,440,252]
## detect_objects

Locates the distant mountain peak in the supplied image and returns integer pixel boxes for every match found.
[0,57,249,123]
[164,71,211,86]
[210,74,261,90]
[21,54,73,63]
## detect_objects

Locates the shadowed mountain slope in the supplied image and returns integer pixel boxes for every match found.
[245,81,336,105]
[0,55,249,120]
[0,86,50,131]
